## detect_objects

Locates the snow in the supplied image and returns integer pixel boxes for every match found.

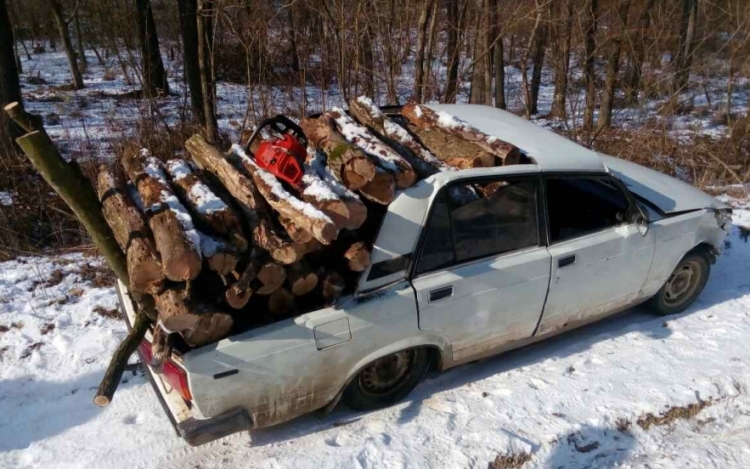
[198,231,221,258]
[0,191,13,206]
[230,144,334,224]
[330,107,400,172]
[307,147,362,201]
[2,208,750,468]
[165,159,228,216]
[142,154,201,253]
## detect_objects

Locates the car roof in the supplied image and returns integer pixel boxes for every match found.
[424,104,606,173]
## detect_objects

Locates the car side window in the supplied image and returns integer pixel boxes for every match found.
[417,178,540,275]
[545,176,631,243]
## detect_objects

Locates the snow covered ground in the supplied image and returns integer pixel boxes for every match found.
[1,204,749,469]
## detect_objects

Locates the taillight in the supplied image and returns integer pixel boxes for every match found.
[138,340,192,401]
[162,360,193,401]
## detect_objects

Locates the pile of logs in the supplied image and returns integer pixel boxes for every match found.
[97,98,524,352]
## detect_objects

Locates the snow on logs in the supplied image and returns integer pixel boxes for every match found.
[96,166,165,294]
[401,102,523,166]
[121,150,202,282]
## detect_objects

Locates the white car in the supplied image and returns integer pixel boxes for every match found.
[118,104,732,445]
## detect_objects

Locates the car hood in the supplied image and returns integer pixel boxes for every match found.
[600,154,729,213]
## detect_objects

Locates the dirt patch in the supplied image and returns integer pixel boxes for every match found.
[20,342,44,359]
[40,323,55,335]
[45,269,64,288]
[0,346,8,360]
[488,452,532,469]
[94,305,119,319]
[76,263,116,288]
[636,399,713,430]
[0,322,24,333]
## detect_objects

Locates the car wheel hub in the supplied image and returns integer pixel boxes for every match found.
[359,350,414,396]
[664,261,698,306]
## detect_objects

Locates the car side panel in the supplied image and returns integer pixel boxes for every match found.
[640,210,725,298]
[181,281,447,429]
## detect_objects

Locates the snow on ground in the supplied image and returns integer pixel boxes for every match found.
[1,206,749,469]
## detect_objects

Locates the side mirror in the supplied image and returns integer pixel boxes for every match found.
[634,212,649,236]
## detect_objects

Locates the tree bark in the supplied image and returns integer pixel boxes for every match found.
[623,0,655,105]
[97,166,165,294]
[597,0,632,132]
[551,0,573,118]
[154,286,201,332]
[121,151,202,282]
[185,134,299,264]
[583,0,599,132]
[671,0,698,101]
[177,0,205,124]
[135,0,168,97]
[165,159,247,251]
[444,0,462,103]
[0,0,22,151]
[469,0,490,104]
[492,0,505,109]
[73,9,87,69]
[196,0,218,143]
[180,310,234,347]
[413,0,435,102]
[47,0,84,89]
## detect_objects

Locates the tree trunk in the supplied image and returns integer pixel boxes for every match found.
[469,1,490,104]
[135,0,168,97]
[520,0,544,119]
[492,0,505,109]
[597,0,632,133]
[0,0,22,151]
[48,0,84,89]
[73,9,87,69]
[196,0,218,143]
[529,14,547,116]
[583,0,599,132]
[671,0,698,101]
[623,0,655,105]
[551,0,573,118]
[444,0,461,103]
[413,0,435,102]
[177,0,205,124]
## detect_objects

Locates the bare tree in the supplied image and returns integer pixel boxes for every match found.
[1,0,22,152]
[597,0,632,132]
[197,0,218,142]
[444,0,464,103]
[136,0,169,96]
[671,0,698,102]
[177,0,205,124]
[413,0,435,102]
[492,0,505,109]
[47,0,84,89]
[520,0,544,118]
[623,0,655,105]
[551,0,573,118]
[583,0,599,132]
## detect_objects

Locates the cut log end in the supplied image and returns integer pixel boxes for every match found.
[256,263,287,295]
[180,312,234,347]
[269,288,295,316]
[94,395,110,407]
[344,242,371,272]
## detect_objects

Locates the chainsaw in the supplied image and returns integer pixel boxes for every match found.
[243,115,308,188]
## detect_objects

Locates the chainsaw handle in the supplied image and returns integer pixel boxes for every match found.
[244,115,308,153]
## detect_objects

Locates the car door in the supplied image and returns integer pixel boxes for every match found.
[411,174,552,363]
[536,175,655,336]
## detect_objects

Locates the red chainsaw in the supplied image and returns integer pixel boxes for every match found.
[243,115,308,188]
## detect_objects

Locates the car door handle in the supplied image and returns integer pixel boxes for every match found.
[558,254,576,268]
[429,286,453,303]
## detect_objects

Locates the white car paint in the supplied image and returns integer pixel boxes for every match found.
[123,105,731,445]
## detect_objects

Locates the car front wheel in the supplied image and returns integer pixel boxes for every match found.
[342,348,430,411]
[646,251,710,316]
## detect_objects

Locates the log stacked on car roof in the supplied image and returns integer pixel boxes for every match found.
[98,97,526,349]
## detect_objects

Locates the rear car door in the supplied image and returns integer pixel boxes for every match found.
[411,174,552,362]
[537,175,655,336]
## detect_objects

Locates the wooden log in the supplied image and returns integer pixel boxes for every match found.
[186,134,299,264]
[150,324,171,371]
[297,171,353,229]
[230,144,338,245]
[344,241,371,272]
[349,96,452,177]
[401,102,523,165]
[445,155,483,170]
[121,151,202,282]
[165,159,248,252]
[180,311,234,348]
[300,116,375,190]
[307,148,367,230]
[225,248,265,309]
[268,288,295,316]
[287,260,319,296]
[329,107,416,188]
[278,215,313,244]
[97,167,165,294]
[321,270,346,305]
[358,167,395,205]
[154,287,201,333]
[199,231,239,276]
[256,262,287,295]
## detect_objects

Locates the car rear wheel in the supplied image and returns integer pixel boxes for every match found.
[646,251,710,316]
[342,348,430,411]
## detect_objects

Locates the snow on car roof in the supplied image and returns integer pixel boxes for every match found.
[425,104,606,173]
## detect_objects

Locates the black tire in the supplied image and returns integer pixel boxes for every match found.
[342,347,430,411]
[646,251,710,316]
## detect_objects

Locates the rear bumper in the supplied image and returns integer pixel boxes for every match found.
[115,281,253,446]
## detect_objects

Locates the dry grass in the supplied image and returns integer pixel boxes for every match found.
[487,451,532,469]
[636,399,713,430]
